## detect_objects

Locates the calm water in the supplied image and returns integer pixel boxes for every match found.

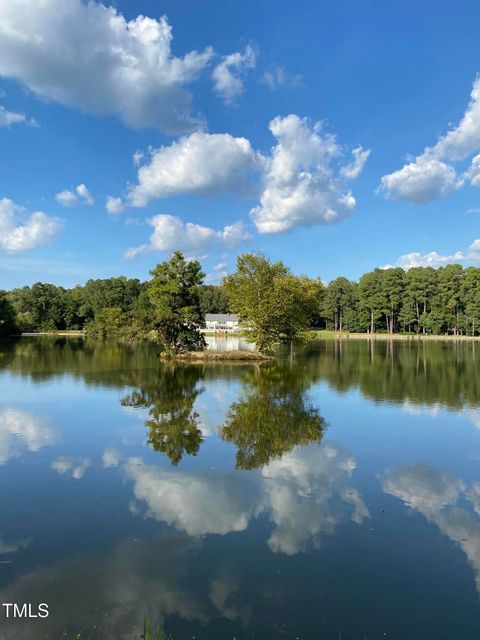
[0,337,479,639]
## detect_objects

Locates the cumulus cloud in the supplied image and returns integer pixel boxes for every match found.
[105,196,125,215]
[0,0,213,132]
[382,464,480,592]
[386,237,480,269]
[380,156,461,203]
[0,198,62,254]
[261,443,369,555]
[468,153,480,188]
[124,214,250,259]
[260,65,302,90]
[124,443,368,556]
[340,145,371,180]
[0,104,37,128]
[55,184,94,207]
[51,456,91,479]
[380,77,480,202]
[128,131,261,207]
[102,448,121,468]
[382,464,464,518]
[117,114,367,238]
[125,458,255,536]
[251,115,365,233]
[0,408,56,465]
[212,46,256,105]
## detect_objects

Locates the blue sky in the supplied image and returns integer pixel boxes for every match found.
[1,0,480,289]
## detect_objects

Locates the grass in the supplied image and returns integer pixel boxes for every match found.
[48,621,172,639]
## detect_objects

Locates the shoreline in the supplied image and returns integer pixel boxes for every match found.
[162,350,272,361]
[16,331,480,342]
[307,330,480,341]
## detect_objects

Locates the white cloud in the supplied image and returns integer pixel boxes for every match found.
[124,442,368,554]
[51,456,91,479]
[0,198,62,254]
[386,237,480,269]
[205,261,228,284]
[128,131,261,207]
[119,114,367,236]
[382,464,464,518]
[380,77,480,202]
[434,78,480,161]
[103,448,121,468]
[380,156,461,203]
[124,214,250,259]
[0,104,37,128]
[0,0,213,132]
[340,146,371,180]
[467,153,480,187]
[382,464,480,592]
[105,196,125,215]
[0,408,56,465]
[55,184,94,207]
[251,115,365,234]
[261,443,369,555]
[260,65,302,90]
[212,46,256,105]
[125,457,254,536]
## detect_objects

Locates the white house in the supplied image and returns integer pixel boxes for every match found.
[205,313,240,332]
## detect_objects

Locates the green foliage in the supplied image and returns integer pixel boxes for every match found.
[223,253,322,352]
[85,253,207,353]
[4,252,480,340]
[220,363,326,469]
[146,251,206,354]
[322,277,355,331]
[121,365,204,465]
[0,290,18,336]
[199,284,230,314]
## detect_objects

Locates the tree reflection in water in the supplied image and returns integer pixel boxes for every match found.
[220,363,326,470]
[122,365,205,465]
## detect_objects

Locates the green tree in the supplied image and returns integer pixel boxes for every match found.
[323,277,355,331]
[461,267,480,335]
[436,264,464,335]
[199,285,230,314]
[399,267,437,334]
[358,269,386,333]
[0,290,18,336]
[381,268,405,334]
[147,251,206,354]
[223,253,321,352]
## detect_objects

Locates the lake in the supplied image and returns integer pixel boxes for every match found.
[0,336,479,639]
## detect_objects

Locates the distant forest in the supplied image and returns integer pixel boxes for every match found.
[1,260,480,337]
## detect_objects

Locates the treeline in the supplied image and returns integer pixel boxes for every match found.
[1,257,480,339]
[322,264,480,336]
[0,278,229,336]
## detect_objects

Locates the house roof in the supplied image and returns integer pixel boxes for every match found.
[205,313,239,322]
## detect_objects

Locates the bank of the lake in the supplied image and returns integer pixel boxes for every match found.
[306,329,480,341]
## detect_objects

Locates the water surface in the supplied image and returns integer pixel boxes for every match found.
[0,337,479,639]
